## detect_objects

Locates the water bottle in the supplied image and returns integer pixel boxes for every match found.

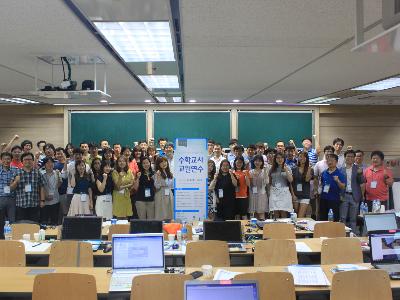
[3,221,11,240]
[328,209,334,222]
[360,202,366,216]
[290,212,297,223]
[181,223,188,242]
[363,202,369,215]
[372,200,381,213]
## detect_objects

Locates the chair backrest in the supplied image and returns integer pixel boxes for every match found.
[131,274,192,300]
[49,241,93,267]
[108,224,130,240]
[0,240,25,266]
[32,273,97,300]
[235,272,296,300]
[321,237,363,265]
[254,239,298,266]
[313,222,345,238]
[11,223,40,240]
[263,223,295,239]
[185,241,230,267]
[331,269,392,300]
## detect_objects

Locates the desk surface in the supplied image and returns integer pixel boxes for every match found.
[0,264,398,296]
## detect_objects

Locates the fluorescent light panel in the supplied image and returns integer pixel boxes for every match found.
[138,75,179,89]
[351,77,400,91]
[156,97,167,103]
[0,97,39,104]
[300,97,339,104]
[93,21,175,62]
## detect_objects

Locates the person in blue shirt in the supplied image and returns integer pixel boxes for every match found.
[157,137,168,157]
[319,154,346,221]
[285,144,297,171]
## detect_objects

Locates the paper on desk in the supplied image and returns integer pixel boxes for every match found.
[213,269,243,280]
[20,240,51,252]
[287,265,330,286]
[102,220,129,227]
[295,242,312,252]
[331,264,369,273]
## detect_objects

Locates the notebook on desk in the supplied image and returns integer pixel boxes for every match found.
[109,233,165,292]
[184,280,259,300]
[369,229,400,278]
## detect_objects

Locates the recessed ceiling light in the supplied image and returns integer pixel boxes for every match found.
[93,21,175,62]
[188,99,197,103]
[99,99,108,103]
[144,99,152,103]
[351,77,400,91]
[275,99,283,103]
[232,99,240,103]
[138,75,179,89]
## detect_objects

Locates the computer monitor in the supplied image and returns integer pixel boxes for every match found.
[61,216,102,240]
[130,220,163,234]
[364,213,398,234]
[369,230,400,263]
[185,281,259,300]
[203,221,242,242]
[112,233,165,271]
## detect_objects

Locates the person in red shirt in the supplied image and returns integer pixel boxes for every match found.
[10,145,23,169]
[233,156,250,220]
[364,150,394,212]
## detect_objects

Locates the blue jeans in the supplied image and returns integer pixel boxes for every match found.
[340,193,358,233]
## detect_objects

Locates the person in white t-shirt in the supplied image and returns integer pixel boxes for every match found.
[210,143,225,173]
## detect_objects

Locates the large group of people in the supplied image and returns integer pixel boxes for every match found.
[0,135,394,234]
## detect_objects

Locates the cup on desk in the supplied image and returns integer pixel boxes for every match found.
[33,233,40,242]
[192,235,199,242]
[22,234,30,241]
[201,265,213,279]
[110,218,117,225]
[168,234,175,242]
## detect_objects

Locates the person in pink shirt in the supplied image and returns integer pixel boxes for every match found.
[364,150,394,212]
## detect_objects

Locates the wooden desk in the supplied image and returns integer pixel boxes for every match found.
[1,264,399,299]
[185,264,400,295]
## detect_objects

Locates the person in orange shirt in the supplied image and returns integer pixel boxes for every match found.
[233,156,250,220]
[364,150,394,212]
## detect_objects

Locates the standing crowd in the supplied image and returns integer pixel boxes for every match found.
[0,135,394,234]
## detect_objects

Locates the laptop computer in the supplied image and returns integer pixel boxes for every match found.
[130,219,163,234]
[369,230,400,278]
[203,221,246,252]
[109,233,165,292]
[185,280,259,300]
[363,213,398,236]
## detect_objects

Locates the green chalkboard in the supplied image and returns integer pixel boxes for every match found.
[238,111,313,147]
[70,111,146,146]
[154,111,230,146]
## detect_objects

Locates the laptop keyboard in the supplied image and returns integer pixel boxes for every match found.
[228,243,243,248]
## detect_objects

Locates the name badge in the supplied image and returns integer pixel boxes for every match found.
[80,194,88,202]
[3,186,10,194]
[67,187,74,194]
[145,188,151,198]
[218,189,224,198]
[25,184,32,193]
[323,184,330,193]
[103,197,111,203]
[119,189,125,195]
[296,184,303,192]
[164,188,170,196]
[371,181,378,189]
[252,186,258,194]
